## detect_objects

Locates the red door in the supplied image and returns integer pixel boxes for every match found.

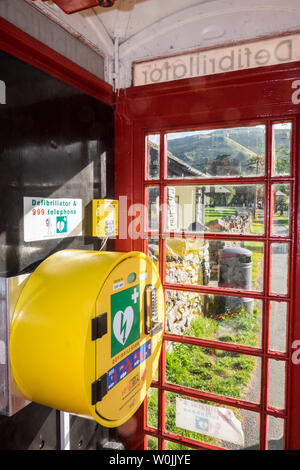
[115,61,300,450]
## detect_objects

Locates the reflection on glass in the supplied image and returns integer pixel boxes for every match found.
[269,302,287,353]
[271,184,290,237]
[166,238,264,292]
[166,184,264,235]
[268,360,286,410]
[147,187,159,231]
[147,388,158,429]
[270,243,289,295]
[148,238,159,269]
[272,123,291,176]
[165,393,260,450]
[147,436,158,450]
[165,440,195,451]
[165,342,261,404]
[147,134,160,179]
[166,290,262,348]
[267,416,284,450]
[167,125,266,179]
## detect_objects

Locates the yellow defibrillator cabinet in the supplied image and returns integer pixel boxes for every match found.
[9,250,164,428]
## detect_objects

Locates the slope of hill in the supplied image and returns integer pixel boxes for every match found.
[167,131,263,176]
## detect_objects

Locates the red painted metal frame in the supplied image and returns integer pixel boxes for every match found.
[0,18,114,106]
[31,0,116,15]
[115,61,300,450]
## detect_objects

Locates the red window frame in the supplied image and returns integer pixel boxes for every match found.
[115,62,300,450]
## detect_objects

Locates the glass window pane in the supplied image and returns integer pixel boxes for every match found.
[167,125,265,179]
[269,302,287,353]
[147,436,158,450]
[270,243,289,295]
[166,290,262,348]
[147,187,159,231]
[166,238,264,292]
[148,238,159,270]
[272,123,291,176]
[147,387,158,429]
[164,440,197,451]
[166,184,264,235]
[165,342,261,404]
[268,359,286,410]
[271,184,290,237]
[165,392,260,450]
[147,134,160,179]
[267,416,285,450]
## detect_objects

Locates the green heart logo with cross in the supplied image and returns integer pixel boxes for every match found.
[111,285,140,357]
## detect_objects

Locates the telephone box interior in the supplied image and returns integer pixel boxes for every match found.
[0,0,300,451]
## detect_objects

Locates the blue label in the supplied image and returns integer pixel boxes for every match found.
[107,340,151,391]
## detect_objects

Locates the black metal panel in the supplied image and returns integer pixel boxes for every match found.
[0,403,58,450]
[0,49,115,277]
[0,50,116,448]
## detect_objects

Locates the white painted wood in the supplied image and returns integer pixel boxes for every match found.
[3,0,300,89]
[94,0,203,42]
[118,0,300,88]
[0,0,105,80]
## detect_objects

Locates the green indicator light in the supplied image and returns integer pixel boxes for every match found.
[127,272,137,283]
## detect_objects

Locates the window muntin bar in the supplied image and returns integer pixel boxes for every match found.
[143,118,294,451]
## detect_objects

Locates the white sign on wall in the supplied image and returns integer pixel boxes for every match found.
[23,197,82,242]
[176,397,245,446]
[133,33,300,87]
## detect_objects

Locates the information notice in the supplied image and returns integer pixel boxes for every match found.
[23,197,82,242]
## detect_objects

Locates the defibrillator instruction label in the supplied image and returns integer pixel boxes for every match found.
[107,340,151,392]
[23,197,82,242]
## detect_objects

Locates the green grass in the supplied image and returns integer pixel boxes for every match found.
[147,307,260,449]
[147,212,264,450]
[273,213,289,230]
[205,207,237,224]
[166,311,258,398]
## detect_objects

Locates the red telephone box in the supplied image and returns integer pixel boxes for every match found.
[1,14,300,451]
[115,61,300,450]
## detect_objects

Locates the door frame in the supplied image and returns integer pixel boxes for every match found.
[115,60,300,450]
[0,17,114,106]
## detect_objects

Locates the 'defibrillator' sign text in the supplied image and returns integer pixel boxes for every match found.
[23,197,82,242]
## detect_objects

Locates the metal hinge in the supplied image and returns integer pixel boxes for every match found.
[91,312,107,341]
[91,373,108,405]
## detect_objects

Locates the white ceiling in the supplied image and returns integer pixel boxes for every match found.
[24,0,300,88]
[91,0,210,43]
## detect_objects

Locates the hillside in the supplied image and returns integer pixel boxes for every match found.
[167,130,263,176]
